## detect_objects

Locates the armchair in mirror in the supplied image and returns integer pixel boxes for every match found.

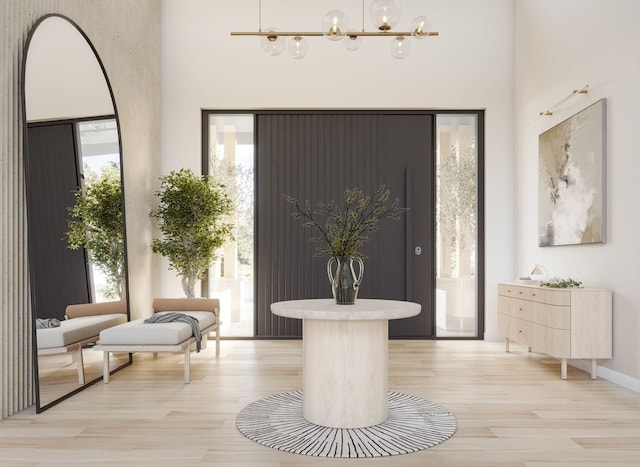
[22,14,131,413]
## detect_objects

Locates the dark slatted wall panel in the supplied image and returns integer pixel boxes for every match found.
[256,113,385,337]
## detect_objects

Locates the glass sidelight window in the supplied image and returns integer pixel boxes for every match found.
[205,114,255,337]
[435,114,479,337]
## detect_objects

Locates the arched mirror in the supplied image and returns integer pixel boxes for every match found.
[22,14,131,413]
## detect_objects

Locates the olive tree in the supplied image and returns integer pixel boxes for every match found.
[67,163,125,299]
[437,143,476,277]
[150,168,234,298]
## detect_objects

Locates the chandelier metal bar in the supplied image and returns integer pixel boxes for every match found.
[231,31,439,37]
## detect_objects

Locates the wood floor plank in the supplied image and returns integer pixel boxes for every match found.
[1,340,639,466]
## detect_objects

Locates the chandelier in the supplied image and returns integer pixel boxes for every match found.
[230,0,439,60]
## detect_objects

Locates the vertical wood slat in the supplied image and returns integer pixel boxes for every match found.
[14,2,28,415]
[1,0,32,420]
[256,113,383,337]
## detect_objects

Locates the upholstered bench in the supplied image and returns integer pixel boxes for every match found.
[93,298,220,383]
[37,301,127,384]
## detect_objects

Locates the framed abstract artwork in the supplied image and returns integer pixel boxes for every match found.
[538,99,606,246]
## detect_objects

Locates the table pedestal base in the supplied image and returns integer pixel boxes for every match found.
[303,319,388,428]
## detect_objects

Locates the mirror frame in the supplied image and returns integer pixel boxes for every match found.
[21,13,131,413]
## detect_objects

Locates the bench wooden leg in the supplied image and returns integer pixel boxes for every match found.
[74,344,85,385]
[103,351,110,383]
[184,346,190,383]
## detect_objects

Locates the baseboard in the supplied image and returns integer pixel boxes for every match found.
[570,360,640,393]
[482,337,639,393]
[483,331,502,342]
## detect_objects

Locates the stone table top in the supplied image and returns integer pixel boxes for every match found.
[271,298,421,321]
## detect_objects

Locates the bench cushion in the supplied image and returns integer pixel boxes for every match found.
[37,313,127,349]
[97,311,217,346]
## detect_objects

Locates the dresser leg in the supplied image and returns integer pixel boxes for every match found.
[561,359,567,379]
[505,337,509,352]
[591,359,597,379]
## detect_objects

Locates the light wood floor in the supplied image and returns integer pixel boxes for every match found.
[2,340,639,466]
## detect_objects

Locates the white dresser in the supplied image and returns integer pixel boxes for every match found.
[497,282,612,379]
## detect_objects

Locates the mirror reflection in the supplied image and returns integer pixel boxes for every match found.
[22,14,130,412]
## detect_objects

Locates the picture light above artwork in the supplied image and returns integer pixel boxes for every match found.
[538,84,589,117]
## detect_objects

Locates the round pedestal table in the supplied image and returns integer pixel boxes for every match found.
[271,298,421,429]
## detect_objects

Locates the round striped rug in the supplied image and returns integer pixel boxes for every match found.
[236,390,456,458]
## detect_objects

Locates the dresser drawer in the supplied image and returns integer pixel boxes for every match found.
[530,301,570,329]
[497,283,570,306]
[498,296,570,329]
[498,314,532,344]
[499,314,570,357]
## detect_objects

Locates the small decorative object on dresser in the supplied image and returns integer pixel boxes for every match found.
[497,282,612,379]
[529,264,547,282]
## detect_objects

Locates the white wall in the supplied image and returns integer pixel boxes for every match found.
[515,0,640,386]
[160,0,516,340]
